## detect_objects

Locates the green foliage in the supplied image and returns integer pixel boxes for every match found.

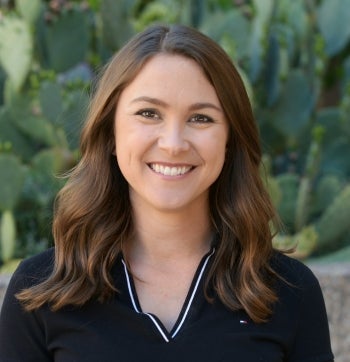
[0,154,25,263]
[0,16,33,93]
[133,0,179,31]
[41,8,90,72]
[101,0,136,50]
[0,0,350,265]
[317,0,350,56]
[0,210,16,263]
[201,9,251,60]
[0,154,26,211]
[274,225,318,259]
[16,0,42,26]
[275,173,299,230]
[268,70,315,143]
[315,185,350,251]
[39,81,63,123]
[311,244,350,263]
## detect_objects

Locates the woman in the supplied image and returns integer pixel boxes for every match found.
[0,25,333,361]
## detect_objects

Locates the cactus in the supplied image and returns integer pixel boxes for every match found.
[59,89,89,150]
[317,107,350,177]
[249,0,274,82]
[32,148,74,181]
[314,184,350,251]
[275,0,308,40]
[0,16,33,93]
[313,244,350,263]
[0,210,16,262]
[264,30,280,107]
[15,114,61,148]
[294,126,324,230]
[260,155,282,207]
[189,0,205,28]
[0,154,26,211]
[275,173,299,231]
[273,225,318,259]
[0,0,349,263]
[321,138,350,177]
[274,179,350,259]
[312,174,343,216]
[317,0,350,56]
[133,0,180,31]
[269,70,315,143]
[0,154,25,262]
[200,9,251,60]
[39,81,64,124]
[16,0,42,27]
[0,106,36,160]
[41,7,90,72]
[101,0,136,50]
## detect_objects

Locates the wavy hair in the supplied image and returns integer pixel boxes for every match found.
[17,24,279,323]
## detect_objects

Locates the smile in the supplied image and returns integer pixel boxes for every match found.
[149,163,193,176]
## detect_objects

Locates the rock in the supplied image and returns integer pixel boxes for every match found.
[309,262,350,362]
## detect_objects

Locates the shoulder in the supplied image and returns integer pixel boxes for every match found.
[271,251,318,282]
[269,252,329,335]
[270,251,322,296]
[270,254,333,361]
[9,248,55,290]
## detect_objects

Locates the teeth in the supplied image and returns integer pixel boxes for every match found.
[150,164,192,176]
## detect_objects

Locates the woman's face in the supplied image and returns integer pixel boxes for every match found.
[114,54,228,214]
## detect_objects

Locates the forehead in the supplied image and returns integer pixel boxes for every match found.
[118,53,221,105]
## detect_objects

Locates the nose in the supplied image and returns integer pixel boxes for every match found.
[158,122,190,155]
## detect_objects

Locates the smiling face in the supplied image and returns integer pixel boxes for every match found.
[114,54,228,215]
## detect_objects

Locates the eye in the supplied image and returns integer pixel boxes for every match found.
[136,109,160,120]
[188,114,214,124]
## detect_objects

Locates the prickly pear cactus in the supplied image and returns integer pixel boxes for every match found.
[260,155,282,207]
[0,210,16,262]
[312,174,343,215]
[273,225,318,259]
[317,0,350,56]
[16,0,42,26]
[101,0,136,50]
[0,154,26,211]
[43,8,90,72]
[0,149,26,262]
[315,184,350,251]
[39,81,63,124]
[0,16,33,92]
[275,173,299,231]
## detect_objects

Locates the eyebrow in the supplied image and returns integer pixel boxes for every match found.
[130,96,223,113]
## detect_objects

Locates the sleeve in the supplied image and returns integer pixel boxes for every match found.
[288,266,334,362]
[0,263,52,362]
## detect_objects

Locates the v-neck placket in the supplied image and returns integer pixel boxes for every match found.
[121,248,215,343]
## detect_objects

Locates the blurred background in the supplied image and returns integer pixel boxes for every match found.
[0,0,350,271]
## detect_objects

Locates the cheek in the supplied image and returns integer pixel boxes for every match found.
[114,120,131,171]
[209,131,228,159]
[114,121,152,170]
[114,114,134,155]
[208,134,228,175]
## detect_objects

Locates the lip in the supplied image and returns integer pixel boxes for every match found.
[147,162,195,177]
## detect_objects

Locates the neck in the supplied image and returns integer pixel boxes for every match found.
[126,200,213,263]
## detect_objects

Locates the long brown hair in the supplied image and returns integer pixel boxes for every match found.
[17,24,279,323]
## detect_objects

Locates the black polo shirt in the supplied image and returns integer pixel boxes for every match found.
[0,248,333,362]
